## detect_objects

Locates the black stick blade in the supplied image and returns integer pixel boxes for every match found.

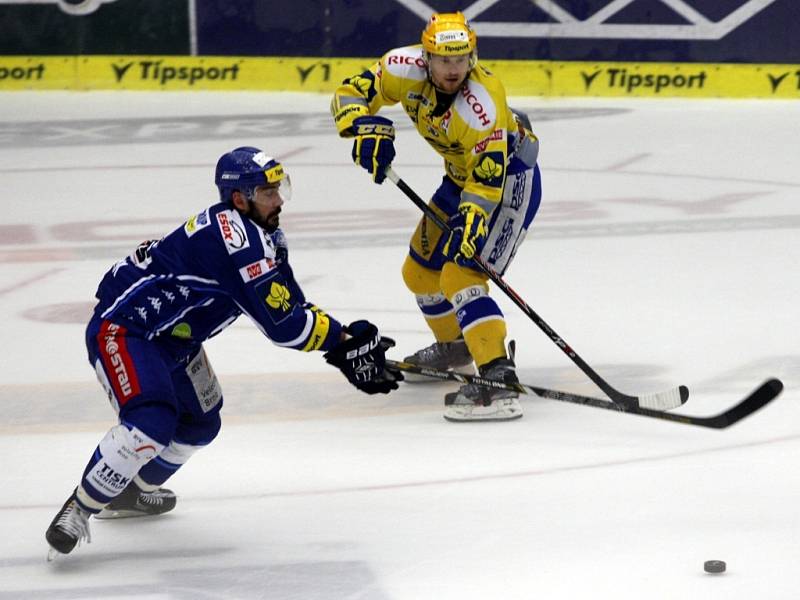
[703,378,784,429]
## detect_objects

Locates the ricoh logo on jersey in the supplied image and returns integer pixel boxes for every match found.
[387,55,427,69]
[460,86,491,127]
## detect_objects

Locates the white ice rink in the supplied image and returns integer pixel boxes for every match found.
[0,91,797,599]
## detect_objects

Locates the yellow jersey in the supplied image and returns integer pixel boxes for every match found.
[332,44,535,215]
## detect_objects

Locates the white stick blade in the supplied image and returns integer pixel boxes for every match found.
[638,387,685,410]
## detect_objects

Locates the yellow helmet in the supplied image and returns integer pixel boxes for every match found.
[421,12,477,57]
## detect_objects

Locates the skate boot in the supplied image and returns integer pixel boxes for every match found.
[444,357,522,422]
[403,337,475,382]
[45,489,92,560]
[95,481,177,519]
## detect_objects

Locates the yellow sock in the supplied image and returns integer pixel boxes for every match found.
[402,255,462,342]
[462,319,507,367]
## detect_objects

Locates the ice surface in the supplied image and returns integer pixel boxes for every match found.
[0,91,797,599]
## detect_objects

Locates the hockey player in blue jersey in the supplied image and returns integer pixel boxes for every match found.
[45,146,402,560]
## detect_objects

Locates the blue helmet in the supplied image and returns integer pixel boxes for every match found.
[214,146,292,204]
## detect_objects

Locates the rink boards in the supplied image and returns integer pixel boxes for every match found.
[1,55,800,98]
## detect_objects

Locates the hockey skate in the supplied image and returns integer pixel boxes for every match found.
[45,490,91,560]
[95,481,177,519]
[444,357,522,422]
[403,337,475,382]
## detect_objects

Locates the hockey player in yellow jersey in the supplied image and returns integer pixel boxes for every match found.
[331,12,542,421]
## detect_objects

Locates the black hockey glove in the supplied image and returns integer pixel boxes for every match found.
[324,320,403,395]
[350,116,395,184]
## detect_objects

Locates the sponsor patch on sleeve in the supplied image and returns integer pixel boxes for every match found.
[239,257,276,283]
[301,308,331,352]
[255,273,294,325]
[472,151,505,188]
[184,209,210,237]
[472,129,505,154]
[216,209,250,254]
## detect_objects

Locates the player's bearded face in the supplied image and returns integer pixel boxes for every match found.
[428,54,471,93]
[248,184,283,232]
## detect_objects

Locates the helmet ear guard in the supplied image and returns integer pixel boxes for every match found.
[214,146,291,204]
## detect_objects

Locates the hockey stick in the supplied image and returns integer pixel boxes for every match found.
[386,359,783,429]
[384,166,687,411]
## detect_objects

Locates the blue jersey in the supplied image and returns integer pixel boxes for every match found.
[92,202,343,354]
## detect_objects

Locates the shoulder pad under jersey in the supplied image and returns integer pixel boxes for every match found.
[382,45,428,82]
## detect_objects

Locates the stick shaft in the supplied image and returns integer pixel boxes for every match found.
[385,166,643,406]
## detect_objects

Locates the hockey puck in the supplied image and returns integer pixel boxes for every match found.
[704,560,726,573]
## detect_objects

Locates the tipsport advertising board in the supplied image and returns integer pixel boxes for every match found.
[0,0,798,98]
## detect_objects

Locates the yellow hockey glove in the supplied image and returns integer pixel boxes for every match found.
[444,203,489,267]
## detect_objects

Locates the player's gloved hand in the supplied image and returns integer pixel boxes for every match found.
[444,203,489,267]
[350,116,396,184]
[324,320,403,395]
